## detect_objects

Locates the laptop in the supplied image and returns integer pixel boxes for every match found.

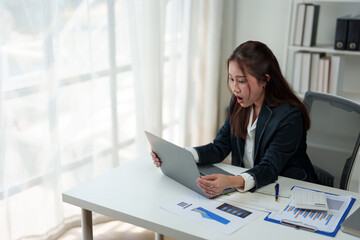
[145,131,236,198]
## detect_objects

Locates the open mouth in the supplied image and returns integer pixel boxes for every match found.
[236,96,243,104]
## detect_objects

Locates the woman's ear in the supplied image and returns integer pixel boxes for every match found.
[262,74,270,88]
[265,74,270,82]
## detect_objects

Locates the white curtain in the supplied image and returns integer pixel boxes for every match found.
[0,0,227,239]
[181,1,224,146]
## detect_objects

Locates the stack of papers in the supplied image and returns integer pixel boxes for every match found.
[294,188,328,211]
[265,186,355,237]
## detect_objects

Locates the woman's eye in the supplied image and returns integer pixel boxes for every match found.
[229,78,246,84]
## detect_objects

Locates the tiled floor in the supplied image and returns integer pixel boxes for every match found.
[57,220,176,240]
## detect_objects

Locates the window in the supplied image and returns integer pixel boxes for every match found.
[0,0,187,238]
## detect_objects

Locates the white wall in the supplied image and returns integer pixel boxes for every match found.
[217,0,291,129]
[348,150,360,193]
[234,0,291,71]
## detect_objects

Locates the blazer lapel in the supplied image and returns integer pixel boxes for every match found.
[253,104,272,164]
[236,137,245,166]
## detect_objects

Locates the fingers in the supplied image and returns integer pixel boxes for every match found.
[199,174,217,181]
[196,176,219,196]
[150,151,161,167]
[202,184,219,196]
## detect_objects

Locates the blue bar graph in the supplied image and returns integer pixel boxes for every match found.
[217,203,252,218]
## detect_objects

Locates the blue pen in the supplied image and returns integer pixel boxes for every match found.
[275,183,279,202]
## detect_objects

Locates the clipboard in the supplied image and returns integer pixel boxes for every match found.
[264,186,356,237]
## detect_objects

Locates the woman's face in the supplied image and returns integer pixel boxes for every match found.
[228,60,266,109]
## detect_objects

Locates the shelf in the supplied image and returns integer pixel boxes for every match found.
[288,44,360,56]
[303,0,360,2]
[285,0,360,105]
[338,91,360,104]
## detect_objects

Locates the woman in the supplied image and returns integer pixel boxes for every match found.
[151,41,318,197]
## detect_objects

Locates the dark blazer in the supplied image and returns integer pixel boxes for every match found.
[194,102,318,191]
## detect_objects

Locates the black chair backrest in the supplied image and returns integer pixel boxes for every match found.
[304,91,360,189]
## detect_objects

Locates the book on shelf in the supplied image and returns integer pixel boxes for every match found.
[300,52,311,93]
[293,3,307,46]
[309,52,325,91]
[317,56,325,92]
[292,53,343,95]
[347,15,360,51]
[303,4,320,47]
[319,56,331,93]
[328,56,344,94]
[334,15,351,50]
[293,3,320,47]
[292,52,303,92]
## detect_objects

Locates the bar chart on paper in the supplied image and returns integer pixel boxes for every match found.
[265,187,354,235]
[284,205,333,225]
[217,203,252,218]
[161,192,264,235]
[282,197,346,229]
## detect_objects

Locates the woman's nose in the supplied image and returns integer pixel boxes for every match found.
[232,82,240,92]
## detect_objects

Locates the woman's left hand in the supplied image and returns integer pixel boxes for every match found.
[196,174,234,197]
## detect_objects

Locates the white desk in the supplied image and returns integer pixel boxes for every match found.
[62,155,360,240]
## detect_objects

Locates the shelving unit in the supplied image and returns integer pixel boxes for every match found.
[283,0,360,103]
[288,45,360,56]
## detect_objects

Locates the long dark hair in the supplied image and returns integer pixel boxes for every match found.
[227,41,310,139]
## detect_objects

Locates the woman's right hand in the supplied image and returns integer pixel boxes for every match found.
[150,150,162,167]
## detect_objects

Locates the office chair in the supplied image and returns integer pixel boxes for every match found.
[303,91,360,189]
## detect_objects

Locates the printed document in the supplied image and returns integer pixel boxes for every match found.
[160,192,263,235]
[294,188,328,211]
[217,183,292,213]
[266,186,353,233]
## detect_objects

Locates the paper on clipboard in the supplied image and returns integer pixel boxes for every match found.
[265,186,356,237]
[217,183,292,213]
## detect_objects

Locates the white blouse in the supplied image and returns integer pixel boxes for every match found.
[243,107,257,168]
[186,106,257,192]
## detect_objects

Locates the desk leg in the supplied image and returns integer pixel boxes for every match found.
[155,232,164,240]
[81,208,93,240]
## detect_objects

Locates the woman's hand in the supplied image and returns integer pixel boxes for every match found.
[196,174,244,197]
[196,174,232,197]
[150,150,162,167]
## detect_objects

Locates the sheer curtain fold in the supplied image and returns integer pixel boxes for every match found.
[128,0,166,155]
[183,0,224,146]
[0,0,227,239]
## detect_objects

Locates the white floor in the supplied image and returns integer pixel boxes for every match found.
[57,220,176,240]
